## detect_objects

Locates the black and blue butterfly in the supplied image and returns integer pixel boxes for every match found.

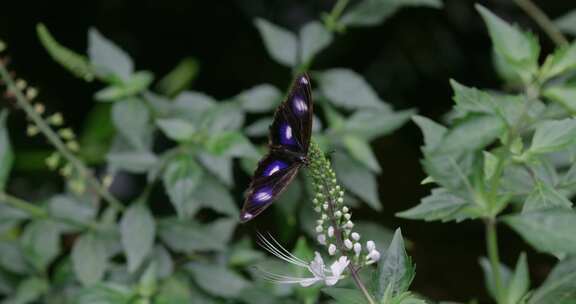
[240,73,313,222]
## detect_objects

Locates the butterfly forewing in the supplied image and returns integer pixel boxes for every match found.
[240,73,313,222]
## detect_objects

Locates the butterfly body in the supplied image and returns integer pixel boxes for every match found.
[240,74,313,222]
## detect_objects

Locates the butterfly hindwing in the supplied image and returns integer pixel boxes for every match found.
[240,151,302,222]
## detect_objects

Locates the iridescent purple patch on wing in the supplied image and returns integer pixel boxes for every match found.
[279,123,297,145]
[292,96,308,116]
[263,160,288,177]
[300,75,309,85]
[252,187,273,205]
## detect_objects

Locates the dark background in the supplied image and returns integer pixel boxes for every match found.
[0,0,574,302]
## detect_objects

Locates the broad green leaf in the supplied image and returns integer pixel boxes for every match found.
[503,208,576,257]
[158,217,236,252]
[189,176,239,217]
[333,152,381,210]
[0,242,29,274]
[317,68,385,109]
[528,119,576,155]
[72,233,109,286]
[0,111,13,190]
[186,262,249,298]
[152,245,174,279]
[48,194,97,224]
[483,151,499,182]
[254,18,298,67]
[479,257,512,302]
[555,9,576,36]
[236,84,281,113]
[36,23,95,81]
[322,288,366,304]
[341,0,441,27]
[79,103,115,163]
[245,117,273,137]
[138,262,157,298]
[412,115,447,152]
[506,253,529,304]
[162,155,204,218]
[107,150,158,173]
[540,42,576,80]
[343,109,414,141]
[422,152,476,195]
[156,118,197,142]
[476,5,539,78]
[88,28,133,81]
[111,98,150,150]
[439,115,504,153]
[396,188,468,222]
[342,135,381,173]
[374,229,414,299]
[95,71,154,101]
[21,220,62,272]
[172,91,216,122]
[156,275,207,304]
[529,256,576,304]
[200,102,245,133]
[204,131,258,158]
[543,84,576,114]
[299,21,333,65]
[120,203,156,273]
[156,57,199,97]
[5,277,48,304]
[197,152,233,186]
[450,80,496,116]
[523,180,572,212]
[75,282,134,304]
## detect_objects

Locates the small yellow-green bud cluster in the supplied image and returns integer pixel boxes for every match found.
[307,142,380,266]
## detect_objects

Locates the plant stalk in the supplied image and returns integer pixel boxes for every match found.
[0,192,47,218]
[0,61,124,212]
[512,0,568,47]
[486,218,504,303]
[329,0,350,23]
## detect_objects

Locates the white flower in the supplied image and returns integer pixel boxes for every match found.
[354,242,362,256]
[315,225,323,233]
[366,240,375,252]
[317,234,326,245]
[344,239,353,249]
[328,244,337,255]
[351,232,360,241]
[327,226,334,237]
[366,249,381,263]
[256,233,349,287]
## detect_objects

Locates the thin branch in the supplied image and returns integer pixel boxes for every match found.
[0,60,124,211]
[513,0,569,47]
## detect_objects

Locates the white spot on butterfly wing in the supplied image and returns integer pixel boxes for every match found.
[285,125,293,140]
[241,212,253,221]
[293,97,308,114]
[254,189,273,202]
[300,76,309,84]
[268,165,281,176]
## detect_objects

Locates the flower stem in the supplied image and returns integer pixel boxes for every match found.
[485,218,504,303]
[0,192,47,218]
[0,60,124,212]
[308,142,376,304]
[328,0,350,23]
[512,0,568,47]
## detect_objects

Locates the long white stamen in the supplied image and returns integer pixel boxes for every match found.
[257,233,308,267]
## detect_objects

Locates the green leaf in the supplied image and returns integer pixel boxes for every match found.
[197,152,233,186]
[189,175,239,217]
[72,233,109,286]
[543,84,576,114]
[200,102,245,133]
[95,71,154,101]
[204,131,258,158]
[342,135,381,173]
[88,28,133,81]
[5,277,48,304]
[254,18,298,67]
[111,98,150,150]
[523,180,572,212]
[186,262,249,298]
[412,115,447,152]
[21,220,62,272]
[483,151,499,182]
[354,221,396,250]
[317,68,385,109]
[138,262,157,298]
[529,256,576,304]
[341,0,441,28]
[158,217,236,252]
[396,188,468,222]
[528,119,576,155]
[322,288,366,304]
[0,241,29,274]
[36,23,95,81]
[540,42,576,80]
[152,245,174,279]
[422,152,476,195]
[0,111,13,191]
[236,84,281,113]
[439,115,504,153]
[450,79,497,116]
[506,253,529,304]
[156,118,197,142]
[245,117,273,137]
[76,282,134,304]
[155,275,205,304]
[555,9,576,36]
[343,109,414,141]
[107,150,158,173]
[479,257,512,302]
[120,202,156,273]
[156,57,199,97]
[299,21,333,65]
[333,152,381,210]
[374,228,415,300]
[162,155,204,218]
[503,208,576,257]
[48,194,97,224]
[476,5,539,79]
